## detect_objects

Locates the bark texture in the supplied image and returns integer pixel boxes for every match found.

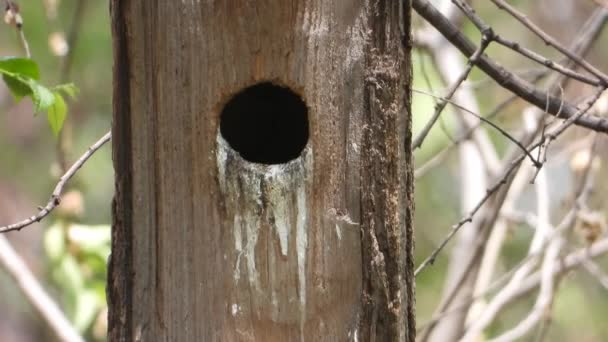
[109,1,414,341]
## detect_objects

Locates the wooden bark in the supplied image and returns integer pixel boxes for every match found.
[109,1,414,341]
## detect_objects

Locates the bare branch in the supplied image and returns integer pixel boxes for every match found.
[412,0,608,133]
[413,89,540,166]
[56,0,89,174]
[4,0,30,57]
[414,154,522,276]
[492,35,600,86]
[415,83,603,276]
[461,137,600,341]
[453,0,603,86]
[412,36,490,149]
[0,131,112,233]
[489,0,608,83]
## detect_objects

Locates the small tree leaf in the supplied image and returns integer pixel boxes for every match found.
[54,83,79,99]
[31,82,56,112]
[2,74,32,100]
[0,57,40,80]
[47,92,66,136]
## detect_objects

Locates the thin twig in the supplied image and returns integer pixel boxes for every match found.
[18,29,29,57]
[413,89,540,166]
[412,0,608,133]
[4,0,29,57]
[417,251,537,333]
[492,35,600,86]
[461,137,600,342]
[417,49,456,142]
[415,85,603,276]
[432,23,499,340]
[418,140,524,342]
[0,131,111,233]
[56,0,88,173]
[414,155,522,276]
[412,36,491,149]
[490,0,608,83]
[453,0,602,87]
[414,3,608,339]
[415,5,608,179]
[413,88,536,179]
[503,237,608,308]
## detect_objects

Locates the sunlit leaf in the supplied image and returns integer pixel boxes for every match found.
[47,92,66,136]
[0,57,40,79]
[31,82,55,112]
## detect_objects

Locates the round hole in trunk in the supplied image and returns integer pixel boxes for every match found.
[220,82,309,165]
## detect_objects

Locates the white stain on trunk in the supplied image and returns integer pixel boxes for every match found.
[216,133,312,327]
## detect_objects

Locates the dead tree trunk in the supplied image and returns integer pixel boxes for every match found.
[109,1,414,341]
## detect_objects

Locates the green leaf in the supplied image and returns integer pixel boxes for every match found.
[31,82,55,112]
[2,74,32,100]
[0,57,40,80]
[54,83,79,99]
[47,92,66,136]
[0,57,77,138]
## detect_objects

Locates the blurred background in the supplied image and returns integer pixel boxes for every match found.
[0,0,606,341]
[0,1,111,341]
[413,1,608,341]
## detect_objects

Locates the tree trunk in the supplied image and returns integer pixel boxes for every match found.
[108,1,414,341]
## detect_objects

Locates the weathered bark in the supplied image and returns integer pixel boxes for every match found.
[109,1,414,341]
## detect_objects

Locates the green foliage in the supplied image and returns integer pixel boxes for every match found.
[1,2,111,341]
[44,222,110,335]
[47,92,67,136]
[0,57,77,136]
[0,57,40,81]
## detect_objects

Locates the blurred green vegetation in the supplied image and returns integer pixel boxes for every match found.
[0,1,112,340]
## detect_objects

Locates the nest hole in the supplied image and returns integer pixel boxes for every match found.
[220,82,309,165]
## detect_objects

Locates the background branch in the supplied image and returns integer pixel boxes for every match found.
[0,131,111,233]
[412,0,608,133]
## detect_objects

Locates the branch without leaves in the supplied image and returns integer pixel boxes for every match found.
[412,0,608,133]
[489,0,608,83]
[0,131,111,233]
[415,84,604,277]
[412,35,490,149]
